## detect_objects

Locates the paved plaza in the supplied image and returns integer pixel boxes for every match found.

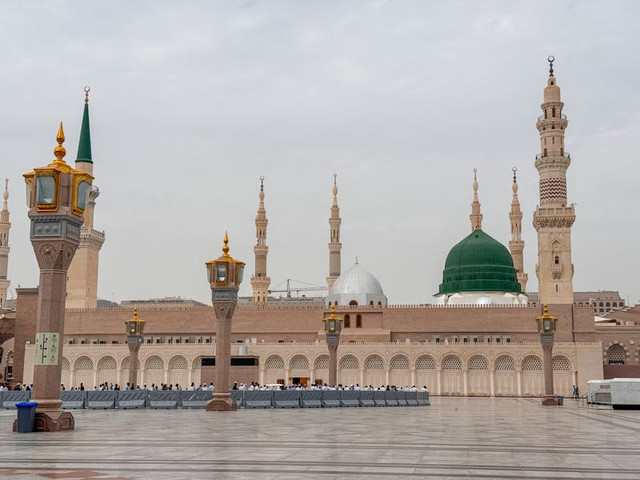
[1,397,639,479]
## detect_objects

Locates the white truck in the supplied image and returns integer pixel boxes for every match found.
[587,378,640,409]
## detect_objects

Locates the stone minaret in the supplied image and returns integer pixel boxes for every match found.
[469,168,483,231]
[326,173,342,290]
[250,177,271,305]
[509,168,528,292]
[533,57,575,304]
[0,179,10,307]
[66,87,106,309]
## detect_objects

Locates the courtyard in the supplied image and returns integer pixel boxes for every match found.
[0,397,639,479]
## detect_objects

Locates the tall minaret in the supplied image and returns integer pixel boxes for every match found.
[533,57,575,304]
[469,168,483,231]
[250,176,271,305]
[509,168,528,292]
[327,174,342,290]
[66,87,106,309]
[0,179,10,307]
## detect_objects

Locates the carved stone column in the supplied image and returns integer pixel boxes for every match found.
[127,339,141,388]
[541,337,557,405]
[326,333,339,386]
[207,287,237,411]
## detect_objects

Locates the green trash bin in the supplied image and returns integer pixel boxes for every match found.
[557,395,563,406]
[15,402,38,433]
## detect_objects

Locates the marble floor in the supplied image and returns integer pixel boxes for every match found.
[1,397,639,479]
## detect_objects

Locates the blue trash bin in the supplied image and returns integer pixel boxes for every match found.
[15,402,38,433]
[557,395,564,406]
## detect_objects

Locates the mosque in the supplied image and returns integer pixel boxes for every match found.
[1,59,639,396]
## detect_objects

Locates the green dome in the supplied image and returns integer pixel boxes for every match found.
[438,229,522,295]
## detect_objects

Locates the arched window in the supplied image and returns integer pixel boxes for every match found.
[607,344,626,365]
[356,314,362,328]
[349,300,358,307]
[344,314,351,328]
[554,256,559,265]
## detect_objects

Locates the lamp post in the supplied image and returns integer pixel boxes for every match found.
[322,305,342,386]
[124,308,145,389]
[205,232,245,411]
[20,123,93,431]
[536,304,558,406]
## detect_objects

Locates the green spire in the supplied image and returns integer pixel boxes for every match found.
[76,86,92,164]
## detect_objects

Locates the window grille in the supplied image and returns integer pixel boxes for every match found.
[290,355,310,370]
[315,355,329,370]
[169,356,188,370]
[365,355,384,370]
[494,355,515,371]
[416,356,436,369]
[75,357,93,371]
[265,355,285,370]
[468,355,488,370]
[146,356,164,370]
[522,355,542,371]
[98,356,117,370]
[442,355,462,370]
[390,356,409,370]
[339,355,359,370]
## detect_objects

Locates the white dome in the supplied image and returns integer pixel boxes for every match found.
[326,264,388,306]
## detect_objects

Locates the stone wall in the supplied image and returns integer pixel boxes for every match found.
[22,340,603,397]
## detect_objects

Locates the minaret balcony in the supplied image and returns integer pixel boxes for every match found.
[535,152,570,160]
[533,205,575,230]
[538,114,567,121]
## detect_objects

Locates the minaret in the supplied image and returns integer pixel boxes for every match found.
[469,168,483,231]
[66,87,106,309]
[326,173,342,290]
[533,57,575,304]
[509,168,528,292]
[0,179,10,307]
[250,176,271,305]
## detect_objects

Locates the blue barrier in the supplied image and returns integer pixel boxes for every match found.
[417,391,430,406]
[385,390,399,406]
[322,390,341,407]
[61,391,86,409]
[179,390,213,409]
[148,390,179,409]
[300,390,322,408]
[230,390,244,408]
[374,391,387,407]
[117,390,147,409]
[340,390,361,407]
[405,391,418,406]
[87,391,117,409]
[0,388,430,411]
[360,390,375,407]
[2,391,31,409]
[244,390,273,409]
[274,390,301,408]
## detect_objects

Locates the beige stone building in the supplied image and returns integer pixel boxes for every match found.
[7,58,640,398]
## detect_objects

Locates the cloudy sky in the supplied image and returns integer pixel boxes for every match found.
[1,1,639,306]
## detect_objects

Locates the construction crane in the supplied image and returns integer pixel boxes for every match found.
[268,279,328,298]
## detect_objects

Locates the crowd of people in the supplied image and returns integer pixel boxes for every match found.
[2,381,429,393]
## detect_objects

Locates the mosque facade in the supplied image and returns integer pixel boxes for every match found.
[4,59,640,396]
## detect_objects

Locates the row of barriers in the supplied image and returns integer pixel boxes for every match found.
[1,389,430,410]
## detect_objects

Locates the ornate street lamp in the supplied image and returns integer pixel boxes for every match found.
[322,305,342,386]
[21,123,93,431]
[205,232,245,411]
[536,304,558,406]
[124,308,145,389]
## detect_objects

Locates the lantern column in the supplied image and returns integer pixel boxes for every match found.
[19,123,93,431]
[205,233,245,411]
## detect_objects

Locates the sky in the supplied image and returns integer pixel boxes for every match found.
[1,0,639,306]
